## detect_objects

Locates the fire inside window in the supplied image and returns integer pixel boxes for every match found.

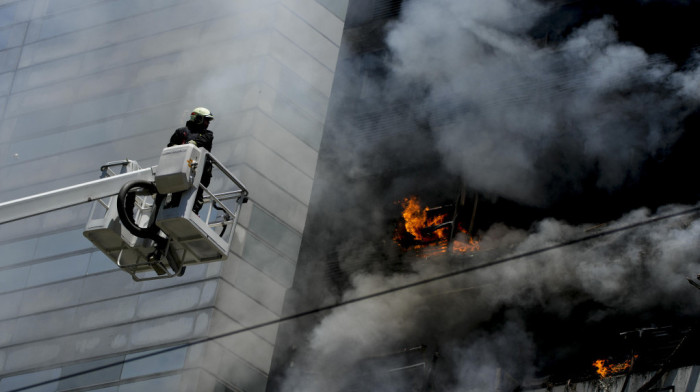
[392,194,480,256]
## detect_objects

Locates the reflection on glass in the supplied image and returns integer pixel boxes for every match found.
[27,253,91,286]
[121,346,187,379]
[0,265,30,293]
[34,229,91,259]
[0,237,37,268]
[118,374,182,392]
[249,205,301,261]
[243,235,294,287]
[0,367,60,392]
[58,355,124,390]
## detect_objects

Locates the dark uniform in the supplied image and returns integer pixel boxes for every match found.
[167,121,214,151]
[167,120,214,214]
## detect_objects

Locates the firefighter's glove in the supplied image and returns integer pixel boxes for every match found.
[188,140,198,146]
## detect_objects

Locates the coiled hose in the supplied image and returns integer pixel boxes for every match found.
[116,180,164,242]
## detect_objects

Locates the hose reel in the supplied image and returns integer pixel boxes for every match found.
[116,180,164,242]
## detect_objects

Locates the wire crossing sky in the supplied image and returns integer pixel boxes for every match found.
[9,204,700,392]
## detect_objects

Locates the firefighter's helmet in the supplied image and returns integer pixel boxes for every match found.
[190,107,214,124]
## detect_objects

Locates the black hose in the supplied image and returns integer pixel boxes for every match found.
[212,202,229,237]
[219,219,228,237]
[117,180,163,240]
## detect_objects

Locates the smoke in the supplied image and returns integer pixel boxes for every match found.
[384,0,700,207]
[279,204,700,390]
[277,0,700,389]
[491,205,700,313]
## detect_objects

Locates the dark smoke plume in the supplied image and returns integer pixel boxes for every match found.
[387,0,700,207]
[277,0,700,390]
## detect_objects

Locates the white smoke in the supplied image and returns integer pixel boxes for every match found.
[385,0,700,206]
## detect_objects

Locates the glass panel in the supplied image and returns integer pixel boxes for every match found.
[26,253,91,286]
[0,22,26,51]
[87,251,118,274]
[0,237,38,268]
[21,0,207,68]
[58,355,124,391]
[61,118,125,153]
[0,1,34,27]
[124,78,188,113]
[47,0,104,15]
[7,132,65,163]
[0,265,30,293]
[67,93,130,126]
[120,346,188,379]
[8,105,69,140]
[278,66,329,120]
[242,235,295,287]
[214,382,235,392]
[315,0,348,20]
[33,228,92,259]
[18,279,83,315]
[0,72,8,94]
[0,3,19,28]
[272,96,324,150]
[249,205,302,261]
[82,387,118,392]
[40,0,153,40]
[118,374,181,392]
[12,55,84,93]
[0,367,61,392]
[0,47,21,74]
[0,290,21,319]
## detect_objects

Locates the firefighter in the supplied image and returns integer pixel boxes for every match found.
[167,107,215,214]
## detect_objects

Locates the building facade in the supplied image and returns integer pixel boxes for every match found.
[267,0,700,390]
[3,0,700,391]
[0,0,347,390]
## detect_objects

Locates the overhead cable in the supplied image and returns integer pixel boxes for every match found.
[10,205,700,392]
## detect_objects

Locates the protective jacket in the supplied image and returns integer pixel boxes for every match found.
[166,121,213,214]
[167,121,214,151]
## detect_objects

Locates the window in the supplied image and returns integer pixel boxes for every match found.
[120,346,188,379]
[58,355,124,391]
[249,205,302,261]
[0,367,61,392]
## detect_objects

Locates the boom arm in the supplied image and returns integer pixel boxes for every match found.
[0,164,155,225]
[0,146,249,281]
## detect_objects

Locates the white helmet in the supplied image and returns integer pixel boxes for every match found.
[190,107,214,124]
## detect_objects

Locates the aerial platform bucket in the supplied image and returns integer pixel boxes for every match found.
[82,145,248,281]
[155,147,245,267]
[83,160,161,275]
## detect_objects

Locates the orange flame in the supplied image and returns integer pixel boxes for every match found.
[453,235,480,252]
[592,357,636,378]
[400,196,430,241]
[395,196,449,242]
[394,196,479,254]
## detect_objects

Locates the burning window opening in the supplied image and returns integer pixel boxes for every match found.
[393,195,480,256]
[592,356,637,378]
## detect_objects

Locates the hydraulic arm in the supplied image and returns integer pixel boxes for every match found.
[0,145,248,281]
[0,163,154,225]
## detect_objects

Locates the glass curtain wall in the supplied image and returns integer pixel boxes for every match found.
[0,0,346,390]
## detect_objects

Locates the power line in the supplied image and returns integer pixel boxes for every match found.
[9,205,700,392]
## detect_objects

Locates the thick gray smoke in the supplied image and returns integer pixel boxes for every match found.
[386,0,700,206]
[280,205,700,391]
[278,0,700,390]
